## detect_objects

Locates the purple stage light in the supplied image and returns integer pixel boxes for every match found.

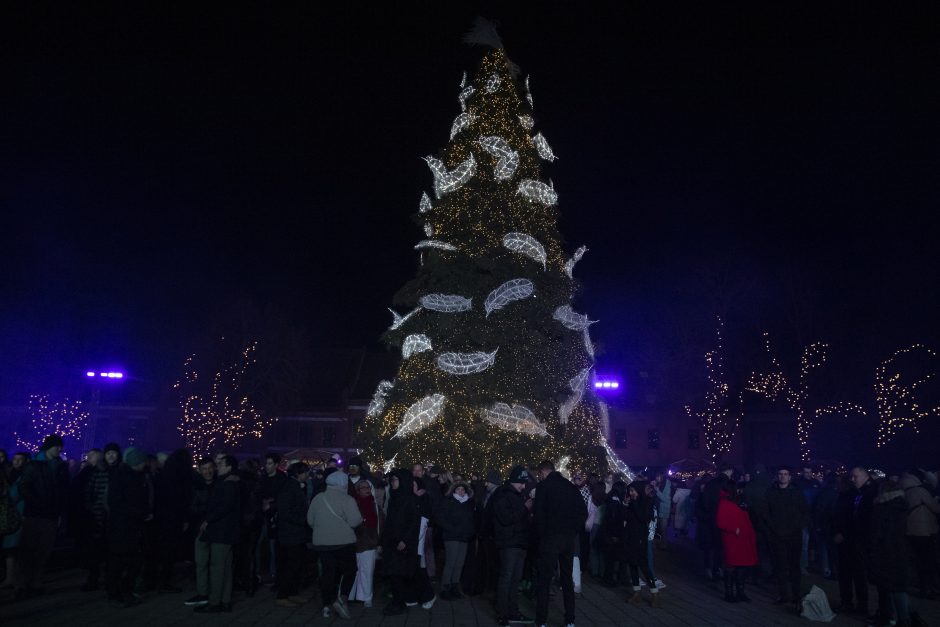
[594,377,622,393]
[86,371,96,377]
[87,371,125,380]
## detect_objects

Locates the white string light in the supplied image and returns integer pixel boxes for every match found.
[484,278,534,317]
[481,402,548,437]
[436,349,498,375]
[402,334,433,359]
[458,85,475,112]
[419,192,432,213]
[525,75,533,109]
[484,74,501,93]
[558,367,590,424]
[450,112,474,140]
[478,135,519,180]
[583,328,595,360]
[502,232,547,268]
[516,179,557,206]
[518,115,534,130]
[424,154,476,198]
[367,380,395,417]
[414,239,457,251]
[532,133,557,161]
[459,71,466,89]
[875,344,939,447]
[388,306,422,331]
[419,293,472,312]
[553,305,597,331]
[565,245,588,278]
[424,223,434,237]
[393,394,446,438]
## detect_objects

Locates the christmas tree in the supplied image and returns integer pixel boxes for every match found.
[358,28,629,476]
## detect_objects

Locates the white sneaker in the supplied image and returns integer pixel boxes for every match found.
[421,595,437,610]
[655,579,666,589]
[322,607,332,618]
[405,601,418,607]
[333,599,351,619]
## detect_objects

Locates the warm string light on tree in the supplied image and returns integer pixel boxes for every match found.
[875,344,940,447]
[15,394,89,452]
[174,341,275,459]
[684,317,737,460]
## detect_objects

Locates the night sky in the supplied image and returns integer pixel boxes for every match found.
[3,4,940,407]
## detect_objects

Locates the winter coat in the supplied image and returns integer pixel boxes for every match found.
[190,476,213,527]
[868,490,910,592]
[20,451,70,520]
[672,488,692,530]
[623,494,654,564]
[435,483,477,542]
[491,484,529,549]
[696,474,727,549]
[381,469,421,577]
[716,490,758,567]
[832,488,858,544]
[276,478,310,546]
[260,471,287,536]
[852,479,878,554]
[764,483,810,539]
[154,465,190,538]
[307,471,362,548]
[107,464,149,552]
[70,463,109,540]
[349,475,385,513]
[533,471,587,538]
[899,473,940,537]
[202,474,241,545]
[599,496,628,560]
[654,479,673,519]
[353,491,383,552]
[813,484,838,534]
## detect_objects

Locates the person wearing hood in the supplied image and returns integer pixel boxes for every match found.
[307,469,363,619]
[900,469,940,599]
[715,479,757,603]
[624,480,660,607]
[348,476,384,607]
[196,454,241,613]
[491,466,532,626]
[434,480,476,599]
[14,434,70,600]
[381,468,435,615]
[869,479,916,627]
[346,456,384,512]
[274,462,311,608]
[599,480,628,586]
[105,446,151,607]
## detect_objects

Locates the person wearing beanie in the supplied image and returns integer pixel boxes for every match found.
[435,481,477,600]
[105,445,150,607]
[307,470,363,619]
[13,434,69,599]
[491,466,532,626]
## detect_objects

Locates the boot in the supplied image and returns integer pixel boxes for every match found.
[648,591,662,607]
[439,585,453,601]
[723,571,736,603]
[627,587,643,605]
[734,570,750,602]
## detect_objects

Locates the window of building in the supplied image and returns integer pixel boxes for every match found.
[614,429,627,449]
[647,429,660,450]
[688,429,700,450]
[323,425,336,447]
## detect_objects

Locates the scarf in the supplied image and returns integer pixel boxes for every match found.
[355,493,379,528]
[453,493,470,504]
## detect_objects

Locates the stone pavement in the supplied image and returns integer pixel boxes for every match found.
[1,536,938,626]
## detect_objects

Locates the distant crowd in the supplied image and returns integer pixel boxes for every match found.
[1,437,938,627]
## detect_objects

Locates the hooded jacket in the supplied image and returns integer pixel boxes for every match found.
[381,469,421,576]
[490,483,529,549]
[899,473,940,537]
[434,482,477,542]
[307,470,362,548]
[623,483,654,564]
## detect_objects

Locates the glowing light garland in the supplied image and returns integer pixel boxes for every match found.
[583,328,595,360]
[745,334,830,462]
[402,334,433,359]
[419,293,472,312]
[875,344,940,447]
[450,112,474,140]
[459,71,467,89]
[414,239,457,251]
[516,179,557,206]
[553,305,596,331]
[518,115,534,130]
[424,154,476,198]
[558,367,589,424]
[484,278,534,317]
[458,85,475,112]
[484,74,501,93]
[368,380,395,417]
[502,232,546,268]
[525,75,533,109]
[436,349,498,375]
[419,192,432,213]
[684,317,738,460]
[393,394,446,438]
[175,342,274,459]
[424,223,434,237]
[477,135,519,180]
[532,133,557,161]
[388,306,422,330]
[598,400,610,439]
[14,395,89,452]
[481,402,548,436]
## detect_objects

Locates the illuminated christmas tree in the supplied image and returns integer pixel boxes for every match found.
[358,28,628,476]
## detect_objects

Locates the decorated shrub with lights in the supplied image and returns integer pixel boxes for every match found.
[357,34,630,476]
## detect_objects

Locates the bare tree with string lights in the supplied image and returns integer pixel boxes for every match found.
[684,316,738,460]
[875,344,940,448]
[14,394,89,452]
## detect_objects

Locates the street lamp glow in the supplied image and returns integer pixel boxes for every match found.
[87,371,125,379]
[594,377,621,393]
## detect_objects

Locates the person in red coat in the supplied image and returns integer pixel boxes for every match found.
[716,479,757,602]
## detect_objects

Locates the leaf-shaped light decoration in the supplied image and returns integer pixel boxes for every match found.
[393,393,446,438]
[558,370,589,425]
[553,305,597,331]
[424,154,476,198]
[502,232,547,269]
[570,367,592,393]
[450,112,474,141]
[388,306,422,331]
[484,74,501,93]
[478,135,519,181]
[598,400,610,439]
[414,240,457,252]
[419,191,432,213]
[424,223,434,237]
[564,245,588,278]
[482,402,548,437]
[517,179,558,206]
[402,334,433,359]
[484,278,534,317]
[518,115,534,130]
[458,85,475,112]
[367,380,394,417]
[436,349,498,375]
[584,328,595,360]
[525,75,533,109]
[419,293,472,312]
[478,136,513,158]
[533,133,557,162]
[494,151,519,180]
[459,71,467,89]
[382,453,398,475]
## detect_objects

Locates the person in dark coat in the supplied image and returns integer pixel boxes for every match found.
[14,434,70,599]
[624,481,660,606]
[697,463,734,580]
[184,457,215,607]
[869,480,914,626]
[434,481,476,599]
[153,448,192,593]
[491,466,532,626]
[258,453,286,582]
[832,474,864,613]
[599,481,629,586]
[715,480,757,603]
[763,466,810,607]
[234,459,262,597]
[742,464,772,578]
[70,448,110,591]
[381,468,433,615]
[196,455,241,613]
[274,462,310,607]
[533,460,586,627]
[850,466,878,617]
[106,447,151,607]
[813,472,839,579]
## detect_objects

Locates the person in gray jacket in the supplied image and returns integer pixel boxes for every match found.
[900,469,940,598]
[307,470,363,619]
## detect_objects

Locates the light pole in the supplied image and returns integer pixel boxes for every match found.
[82,370,125,451]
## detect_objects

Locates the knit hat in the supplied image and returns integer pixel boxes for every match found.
[104,442,121,456]
[41,434,64,450]
[508,466,529,484]
[123,447,147,468]
[326,470,348,488]
[485,468,502,486]
[347,456,364,469]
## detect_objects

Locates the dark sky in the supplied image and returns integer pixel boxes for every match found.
[3,3,939,403]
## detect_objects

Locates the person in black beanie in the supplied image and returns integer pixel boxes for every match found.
[492,465,533,626]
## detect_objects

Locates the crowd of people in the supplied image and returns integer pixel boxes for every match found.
[0,437,938,627]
